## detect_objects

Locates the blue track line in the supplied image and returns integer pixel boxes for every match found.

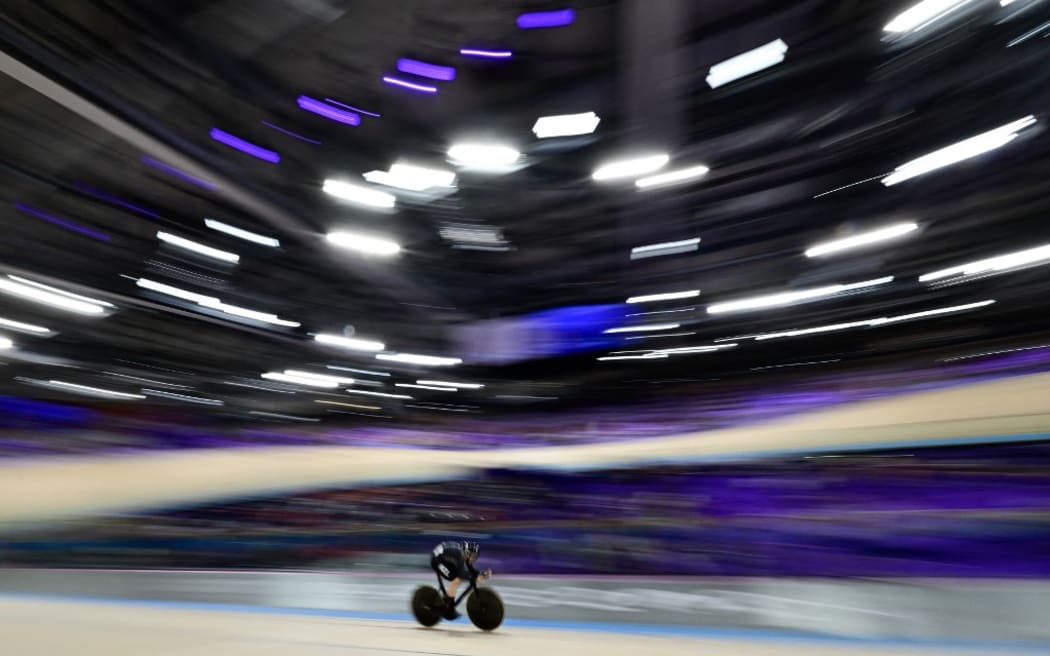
[1,591,1047,652]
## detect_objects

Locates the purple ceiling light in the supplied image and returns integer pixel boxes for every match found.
[382,76,438,94]
[459,48,513,59]
[14,202,111,242]
[297,95,361,126]
[73,182,159,219]
[141,156,219,191]
[516,8,575,29]
[209,128,280,163]
[324,98,381,118]
[261,121,321,144]
[396,58,456,81]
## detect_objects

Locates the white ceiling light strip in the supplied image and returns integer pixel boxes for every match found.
[635,165,709,190]
[919,244,1050,283]
[0,276,110,315]
[592,153,669,181]
[39,379,145,399]
[805,222,918,258]
[314,333,386,352]
[707,277,893,315]
[882,116,1036,186]
[376,352,462,366]
[261,372,339,388]
[157,231,240,263]
[322,179,396,208]
[630,238,701,260]
[203,219,280,247]
[325,231,401,256]
[604,323,681,334]
[142,389,224,406]
[883,0,975,33]
[417,380,484,389]
[706,39,788,88]
[532,111,601,138]
[0,316,51,334]
[626,289,701,304]
[753,300,996,341]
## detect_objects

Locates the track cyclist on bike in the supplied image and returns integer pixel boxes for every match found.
[430,540,491,620]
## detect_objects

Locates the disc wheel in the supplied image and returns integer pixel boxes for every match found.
[412,585,443,627]
[466,588,504,631]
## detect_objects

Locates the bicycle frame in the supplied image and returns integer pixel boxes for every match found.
[435,573,477,607]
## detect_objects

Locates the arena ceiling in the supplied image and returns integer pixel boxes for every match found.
[0,0,1049,423]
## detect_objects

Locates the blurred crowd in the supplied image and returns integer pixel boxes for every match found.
[4,440,1049,577]
[2,345,1050,457]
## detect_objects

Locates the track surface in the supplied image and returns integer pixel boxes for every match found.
[0,597,1010,656]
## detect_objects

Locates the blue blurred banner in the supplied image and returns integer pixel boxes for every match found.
[455,304,628,365]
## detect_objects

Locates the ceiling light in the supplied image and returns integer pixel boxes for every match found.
[104,372,192,389]
[592,153,669,181]
[0,277,109,315]
[15,202,111,242]
[395,383,458,392]
[882,116,1036,186]
[707,277,893,315]
[249,411,320,423]
[297,96,361,126]
[283,369,354,385]
[382,76,438,94]
[314,333,385,351]
[46,380,145,400]
[532,112,601,138]
[323,99,381,118]
[0,336,12,349]
[627,307,695,317]
[656,343,738,354]
[597,353,668,361]
[604,323,682,334]
[142,389,224,406]
[346,389,412,399]
[635,165,710,189]
[396,58,456,81]
[884,0,975,33]
[364,163,456,191]
[322,180,396,209]
[459,48,513,59]
[327,365,391,377]
[920,244,1050,282]
[706,39,788,89]
[376,352,462,366]
[805,222,919,258]
[754,300,995,340]
[630,238,701,260]
[517,8,575,29]
[316,400,382,411]
[198,299,300,327]
[325,231,401,256]
[156,231,240,263]
[873,300,996,324]
[417,380,484,389]
[261,372,339,388]
[136,278,218,304]
[0,316,50,334]
[209,128,280,163]
[447,143,521,169]
[204,219,280,247]
[626,289,700,304]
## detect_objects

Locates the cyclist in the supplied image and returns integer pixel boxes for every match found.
[430,540,490,619]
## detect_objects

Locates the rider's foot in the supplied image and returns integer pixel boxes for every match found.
[443,596,459,620]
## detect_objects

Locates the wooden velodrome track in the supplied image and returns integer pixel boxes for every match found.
[0,596,1013,656]
[1,370,1050,527]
